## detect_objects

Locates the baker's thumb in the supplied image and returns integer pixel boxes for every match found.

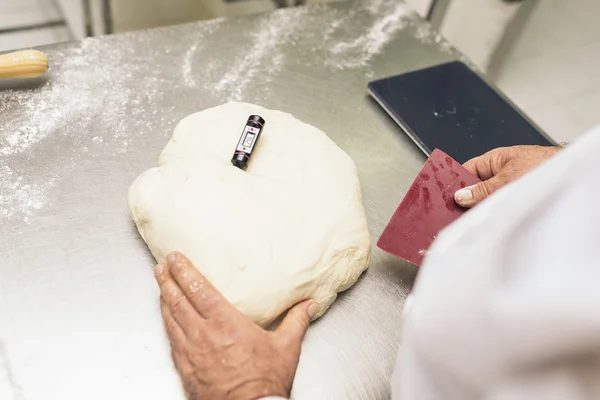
[276,301,319,346]
[455,177,502,208]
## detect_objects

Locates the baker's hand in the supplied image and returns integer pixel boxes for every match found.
[155,252,319,400]
[454,145,562,208]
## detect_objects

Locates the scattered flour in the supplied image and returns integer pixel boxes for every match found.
[182,1,421,101]
[182,44,199,87]
[0,34,169,222]
[413,21,453,54]
[326,1,413,70]
[0,166,49,222]
[1,37,141,157]
[365,0,391,14]
[181,18,224,88]
[411,17,475,66]
[213,7,309,101]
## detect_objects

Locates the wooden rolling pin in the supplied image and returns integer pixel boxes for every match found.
[0,49,49,79]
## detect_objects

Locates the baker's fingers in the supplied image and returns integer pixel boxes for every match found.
[276,301,319,348]
[155,263,204,333]
[165,252,235,320]
[454,174,507,208]
[162,304,194,378]
[463,147,510,181]
[160,296,187,349]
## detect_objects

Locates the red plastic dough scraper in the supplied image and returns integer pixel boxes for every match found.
[377,149,481,266]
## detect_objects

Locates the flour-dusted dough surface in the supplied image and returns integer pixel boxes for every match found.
[128,102,370,327]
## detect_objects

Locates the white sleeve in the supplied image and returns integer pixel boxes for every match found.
[391,125,600,400]
[258,397,288,400]
[485,366,600,400]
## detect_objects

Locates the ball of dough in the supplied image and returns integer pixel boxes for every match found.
[128,102,370,327]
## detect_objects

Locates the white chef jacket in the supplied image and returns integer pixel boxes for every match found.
[392,125,600,400]
[263,126,600,400]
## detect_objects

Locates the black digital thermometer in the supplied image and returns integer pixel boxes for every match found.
[231,115,265,170]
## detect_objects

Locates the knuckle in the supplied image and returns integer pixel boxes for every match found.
[188,327,203,342]
[187,282,220,307]
[208,316,237,340]
[170,295,185,314]
[293,310,309,329]
[191,338,211,355]
[202,289,217,303]
[209,313,227,330]
[185,289,198,302]
[186,287,202,303]
[492,147,511,165]
[480,181,495,197]
[165,318,179,336]
[486,147,502,160]
[200,290,221,309]
[206,319,236,342]
[470,182,490,201]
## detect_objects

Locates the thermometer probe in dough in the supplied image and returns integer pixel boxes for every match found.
[231,115,265,170]
[0,49,49,79]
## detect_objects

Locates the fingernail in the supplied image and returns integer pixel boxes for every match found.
[307,303,320,320]
[167,252,178,267]
[154,263,164,278]
[455,186,473,203]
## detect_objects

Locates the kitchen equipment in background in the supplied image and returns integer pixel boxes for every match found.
[368,61,555,164]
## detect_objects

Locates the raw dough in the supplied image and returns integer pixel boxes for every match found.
[128,102,370,327]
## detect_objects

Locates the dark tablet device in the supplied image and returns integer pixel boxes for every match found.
[368,61,555,164]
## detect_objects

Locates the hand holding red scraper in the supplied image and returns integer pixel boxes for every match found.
[454,145,563,208]
[377,145,562,266]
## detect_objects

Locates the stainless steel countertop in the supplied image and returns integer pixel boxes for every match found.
[0,1,465,399]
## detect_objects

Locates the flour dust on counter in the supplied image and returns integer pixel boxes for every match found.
[213,8,309,101]
[318,0,466,73]
[0,165,51,221]
[0,37,156,157]
[411,20,474,68]
[178,6,309,101]
[178,0,459,103]
[181,18,225,88]
[128,102,371,327]
[0,26,210,222]
[325,1,412,70]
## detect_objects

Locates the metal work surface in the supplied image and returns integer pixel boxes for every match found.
[0,1,463,399]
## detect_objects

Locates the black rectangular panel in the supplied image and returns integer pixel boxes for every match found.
[368,61,555,164]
